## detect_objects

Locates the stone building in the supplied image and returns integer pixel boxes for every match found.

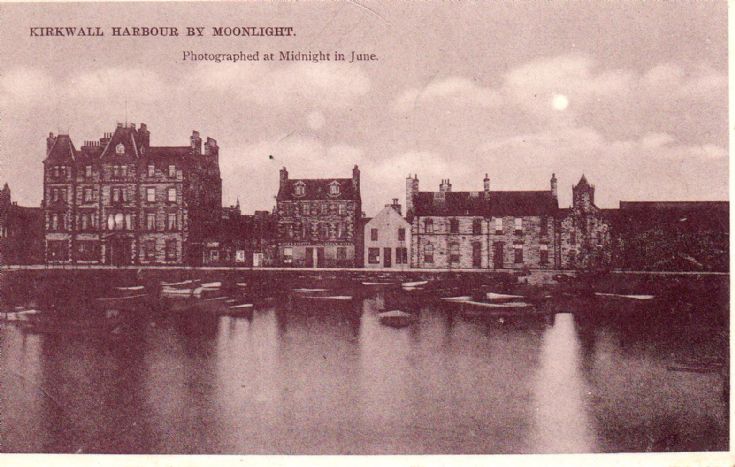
[556,175,613,270]
[42,123,221,265]
[0,183,43,265]
[407,174,558,269]
[203,202,277,267]
[275,166,362,267]
[612,201,728,272]
[364,199,411,269]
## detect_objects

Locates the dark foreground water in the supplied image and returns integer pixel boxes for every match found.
[0,276,728,454]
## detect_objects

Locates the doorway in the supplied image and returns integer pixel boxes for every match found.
[383,247,392,268]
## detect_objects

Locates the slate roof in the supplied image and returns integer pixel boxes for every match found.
[412,190,557,217]
[45,135,77,162]
[277,178,359,201]
[619,201,728,211]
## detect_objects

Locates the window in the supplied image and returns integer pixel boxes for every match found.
[53,166,60,177]
[168,165,176,178]
[83,188,93,203]
[165,240,177,261]
[495,217,503,234]
[294,182,305,197]
[337,223,345,239]
[570,230,576,245]
[47,240,69,261]
[283,247,293,264]
[449,242,460,263]
[77,241,98,261]
[450,218,459,234]
[148,165,155,177]
[85,165,92,178]
[145,240,156,261]
[321,202,328,215]
[337,247,347,261]
[329,182,340,196]
[424,243,434,263]
[167,188,176,202]
[121,166,127,177]
[49,213,59,231]
[597,231,603,245]
[167,213,177,230]
[540,244,549,265]
[368,248,380,264]
[142,187,153,202]
[568,249,577,265]
[209,249,219,262]
[514,244,523,264]
[338,204,346,215]
[472,219,482,235]
[396,247,408,264]
[319,223,329,240]
[146,213,156,230]
[425,218,434,234]
[540,216,548,236]
[398,228,406,241]
[370,228,378,241]
[514,217,523,234]
[80,212,89,231]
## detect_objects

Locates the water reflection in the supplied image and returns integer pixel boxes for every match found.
[531,313,596,453]
[0,284,728,454]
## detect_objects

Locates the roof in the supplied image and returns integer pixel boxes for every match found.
[277,178,359,201]
[412,190,557,217]
[619,201,728,211]
[45,135,77,162]
[365,205,410,227]
[148,146,192,158]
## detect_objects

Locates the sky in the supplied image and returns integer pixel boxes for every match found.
[0,1,727,215]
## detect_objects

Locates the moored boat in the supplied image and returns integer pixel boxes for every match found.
[378,309,417,328]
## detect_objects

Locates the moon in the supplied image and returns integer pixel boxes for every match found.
[552,94,569,111]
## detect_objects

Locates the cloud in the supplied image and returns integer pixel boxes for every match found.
[393,77,501,113]
[69,67,167,101]
[189,62,371,109]
[0,67,55,105]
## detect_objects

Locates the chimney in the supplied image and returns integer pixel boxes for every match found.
[550,173,558,199]
[483,173,490,192]
[138,122,150,150]
[390,198,402,215]
[405,174,419,216]
[116,122,123,128]
[46,132,56,152]
[191,130,202,155]
[129,122,136,129]
[279,167,288,188]
[204,137,218,157]
[439,178,452,193]
[352,164,360,192]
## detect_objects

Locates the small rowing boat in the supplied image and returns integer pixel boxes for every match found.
[378,310,417,328]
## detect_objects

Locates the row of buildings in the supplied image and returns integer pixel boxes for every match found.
[0,123,728,272]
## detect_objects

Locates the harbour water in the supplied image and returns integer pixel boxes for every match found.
[0,274,728,454]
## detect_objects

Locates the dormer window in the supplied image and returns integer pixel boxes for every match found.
[328,181,340,196]
[115,143,125,155]
[294,181,306,197]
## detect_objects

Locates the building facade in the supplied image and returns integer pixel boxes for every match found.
[203,203,277,267]
[407,174,558,269]
[42,123,221,265]
[557,175,613,270]
[275,166,362,267]
[0,183,43,265]
[364,200,411,269]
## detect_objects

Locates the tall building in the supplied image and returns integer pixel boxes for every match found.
[275,166,362,267]
[407,174,558,269]
[42,123,221,265]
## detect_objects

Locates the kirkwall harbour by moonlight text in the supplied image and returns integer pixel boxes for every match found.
[29,26,295,37]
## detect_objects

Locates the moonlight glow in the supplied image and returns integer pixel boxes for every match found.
[552,94,569,111]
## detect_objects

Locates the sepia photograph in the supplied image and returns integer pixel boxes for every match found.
[0,0,729,463]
